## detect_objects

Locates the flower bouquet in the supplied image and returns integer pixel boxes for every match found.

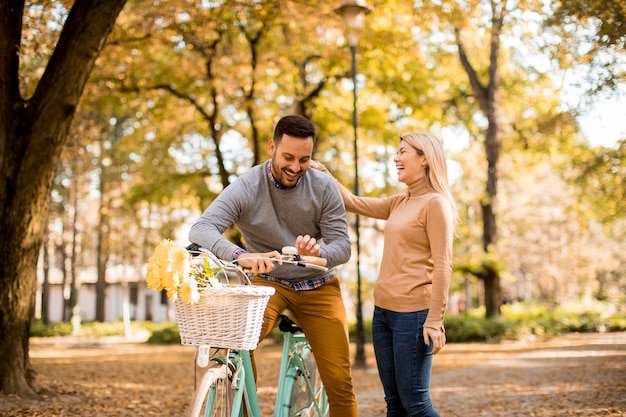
[145,239,274,349]
[145,239,223,304]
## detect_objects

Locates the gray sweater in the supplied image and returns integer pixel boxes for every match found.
[188,161,351,282]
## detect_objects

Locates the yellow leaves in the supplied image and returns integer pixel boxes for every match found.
[12,332,624,416]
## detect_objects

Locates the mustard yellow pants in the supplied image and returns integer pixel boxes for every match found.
[251,276,358,417]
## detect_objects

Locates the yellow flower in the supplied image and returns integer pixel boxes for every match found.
[165,285,178,301]
[145,261,164,291]
[146,239,191,299]
[161,266,180,293]
[179,279,200,304]
[145,239,221,304]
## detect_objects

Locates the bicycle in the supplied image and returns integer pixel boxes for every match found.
[178,245,330,417]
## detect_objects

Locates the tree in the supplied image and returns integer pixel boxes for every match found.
[411,0,515,317]
[0,0,127,398]
[545,0,626,95]
[573,141,626,225]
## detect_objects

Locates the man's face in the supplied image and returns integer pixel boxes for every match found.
[268,133,314,188]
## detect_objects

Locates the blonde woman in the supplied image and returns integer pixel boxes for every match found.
[313,132,459,417]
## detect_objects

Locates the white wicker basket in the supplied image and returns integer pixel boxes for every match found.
[174,285,275,350]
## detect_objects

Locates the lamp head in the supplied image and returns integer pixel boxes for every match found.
[335,0,371,46]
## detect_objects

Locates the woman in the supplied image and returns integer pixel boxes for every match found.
[313,132,459,417]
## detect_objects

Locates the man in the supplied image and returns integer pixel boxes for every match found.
[189,115,357,417]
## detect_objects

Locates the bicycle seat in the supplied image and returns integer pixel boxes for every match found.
[278,309,302,334]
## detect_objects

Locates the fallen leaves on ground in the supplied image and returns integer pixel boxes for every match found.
[0,332,624,416]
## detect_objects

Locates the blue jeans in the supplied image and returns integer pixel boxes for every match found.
[372,306,440,417]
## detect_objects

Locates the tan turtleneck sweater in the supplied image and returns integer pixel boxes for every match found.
[339,176,454,332]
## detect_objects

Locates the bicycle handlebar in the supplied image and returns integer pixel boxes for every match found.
[279,246,327,271]
[186,243,328,273]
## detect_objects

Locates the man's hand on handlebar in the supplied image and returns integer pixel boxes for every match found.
[235,251,283,274]
[295,234,321,257]
[232,235,327,274]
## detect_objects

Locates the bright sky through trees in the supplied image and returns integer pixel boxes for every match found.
[579,97,626,148]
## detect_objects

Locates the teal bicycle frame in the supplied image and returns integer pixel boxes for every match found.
[275,321,327,417]
[190,313,328,417]
[201,350,261,417]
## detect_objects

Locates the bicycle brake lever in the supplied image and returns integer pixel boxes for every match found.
[186,242,202,257]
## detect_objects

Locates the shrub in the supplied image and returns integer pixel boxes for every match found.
[145,322,181,344]
[444,313,509,343]
[30,320,73,337]
[442,301,626,343]
[348,319,372,343]
[28,301,626,345]
[605,314,626,331]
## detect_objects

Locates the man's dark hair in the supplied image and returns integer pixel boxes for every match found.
[273,115,316,144]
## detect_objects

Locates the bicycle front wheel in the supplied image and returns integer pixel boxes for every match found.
[187,362,235,417]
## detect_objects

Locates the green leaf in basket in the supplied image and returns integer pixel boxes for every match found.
[203,259,222,277]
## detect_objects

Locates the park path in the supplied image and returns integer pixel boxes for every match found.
[0,332,623,416]
[355,332,626,417]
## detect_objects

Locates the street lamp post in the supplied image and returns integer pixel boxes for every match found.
[335,0,370,369]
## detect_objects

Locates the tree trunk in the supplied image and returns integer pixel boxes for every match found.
[483,268,501,318]
[57,233,70,321]
[481,117,502,318]
[0,0,127,397]
[96,135,109,322]
[41,220,51,325]
[454,4,506,318]
[68,172,80,322]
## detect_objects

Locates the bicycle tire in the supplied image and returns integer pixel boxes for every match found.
[187,362,234,417]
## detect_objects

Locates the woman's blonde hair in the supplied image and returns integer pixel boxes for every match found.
[400,132,460,228]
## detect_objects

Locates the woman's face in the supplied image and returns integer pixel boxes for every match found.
[393,140,427,184]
